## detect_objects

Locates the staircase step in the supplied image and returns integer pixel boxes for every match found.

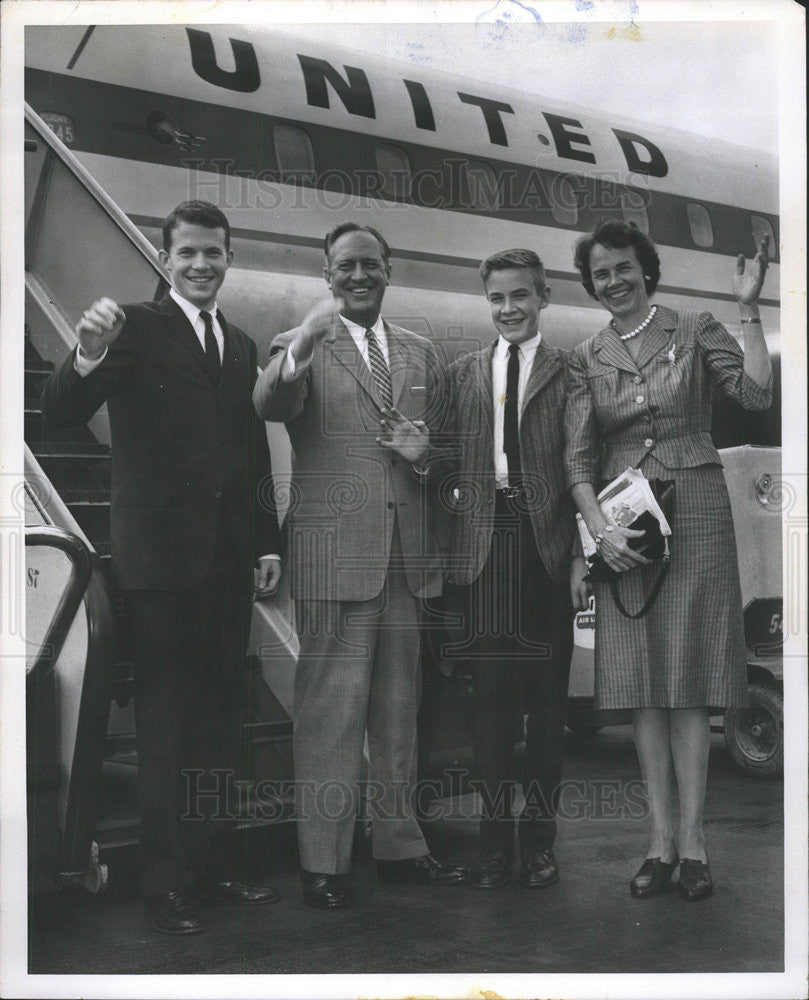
[25,364,56,397]
[25,360,55,378]
[62,489,110,505]
[37,457,110,496]
[64,496,110,542]
[34,441,110,460]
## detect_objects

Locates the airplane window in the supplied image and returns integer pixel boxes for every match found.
[687,203,714,248]
[751,215,778,261]
[465,160,500,211]
[620,189,649,234]
[274,125,315,180]
[548,174,578,226]
[375,143,412,200]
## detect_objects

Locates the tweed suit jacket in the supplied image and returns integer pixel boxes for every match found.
[441,339,576,587]
[564,306,773,488]
[253,318,446,602]
[42,295,280,590]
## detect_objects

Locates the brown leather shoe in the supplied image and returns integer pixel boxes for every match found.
[677,858,713,901]
[301,871,348,910]
[145,890,206,935]
[519,849,559,889]
[201,879,280,906]
[377,853,467,885]
[630,856,678,898]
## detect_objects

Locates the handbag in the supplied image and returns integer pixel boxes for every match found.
[586,478,675,619]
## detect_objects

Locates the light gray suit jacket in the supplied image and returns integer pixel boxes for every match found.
[440,339,576,586]
[254,319,446,602]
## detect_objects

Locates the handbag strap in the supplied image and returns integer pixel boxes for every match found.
[607,541,671,619]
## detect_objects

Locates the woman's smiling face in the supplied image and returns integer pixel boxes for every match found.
[588,242,651,324]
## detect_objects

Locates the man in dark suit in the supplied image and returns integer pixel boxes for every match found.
[441,248,589,890]
[42,201,282,934]
[253,222,466,910]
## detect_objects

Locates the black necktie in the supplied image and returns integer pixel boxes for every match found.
[200,310,220,380]
[365,328,393,409]
[504,343,521,485]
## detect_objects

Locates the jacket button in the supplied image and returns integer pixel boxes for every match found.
[633,375,643,384]
[644,438,654,447]
[214,490,222,498]
[387,501,395,510]
[635,395,645,404]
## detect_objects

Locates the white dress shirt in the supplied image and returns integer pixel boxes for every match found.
[167,288,225,362]
[492,330,542,488]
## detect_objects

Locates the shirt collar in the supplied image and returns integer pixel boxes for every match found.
[340,314,385,341]
[170,287,218,326]
[495,329,542,360]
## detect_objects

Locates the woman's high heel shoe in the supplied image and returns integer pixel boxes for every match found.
[630,856,678,898]
[677,858,713,901]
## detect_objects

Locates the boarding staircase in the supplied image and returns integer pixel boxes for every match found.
[23,104,294,891]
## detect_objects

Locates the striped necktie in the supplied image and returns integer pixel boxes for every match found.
[365,327,393,409]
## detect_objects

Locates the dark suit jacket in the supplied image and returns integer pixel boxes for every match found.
[43,295,280,590]
[253,319,445,602]
[441,339,576,586]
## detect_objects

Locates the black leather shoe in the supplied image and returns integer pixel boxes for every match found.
[677,858,713,901]
[469,849,512,890]
[377,853,467,885]
[201,879,280,906]
[630,856,678,898]
[520,849,559,889]
[145,890,205,935]
[300,871,347,910]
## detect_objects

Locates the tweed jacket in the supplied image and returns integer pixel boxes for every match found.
[440,338,576,587]
[42,296,280,591]
[564,306,773,488]
[253,318,446,602]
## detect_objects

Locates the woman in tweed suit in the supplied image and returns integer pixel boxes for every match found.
[564,220,772,901]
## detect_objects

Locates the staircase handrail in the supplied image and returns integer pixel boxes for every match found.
[25,102,168,284]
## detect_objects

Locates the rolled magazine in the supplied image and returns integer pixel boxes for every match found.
[576,468,673,560]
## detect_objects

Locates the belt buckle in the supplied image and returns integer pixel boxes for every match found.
[497,486,522,500]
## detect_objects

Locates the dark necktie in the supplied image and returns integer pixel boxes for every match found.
[503,343,522,484]
[200,310,220,380]
[365,327,393,409]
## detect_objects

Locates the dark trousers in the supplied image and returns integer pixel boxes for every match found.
[125,518,252,898]
[449,494,573,855]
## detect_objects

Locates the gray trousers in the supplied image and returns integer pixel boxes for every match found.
[293,534,428,874]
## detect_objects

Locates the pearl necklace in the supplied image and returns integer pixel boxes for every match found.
[612,304,657,342]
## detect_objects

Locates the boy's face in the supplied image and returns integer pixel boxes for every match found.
[159,221,233,311]
[484,267,550,344]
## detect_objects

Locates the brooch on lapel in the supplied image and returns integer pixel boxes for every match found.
[667,343,677,368]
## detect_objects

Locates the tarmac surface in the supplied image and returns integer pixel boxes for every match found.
[27,726,784,981]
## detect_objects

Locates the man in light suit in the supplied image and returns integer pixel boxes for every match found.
[253,222,466,909]
[43,201,282,934]
[440,249,589,890]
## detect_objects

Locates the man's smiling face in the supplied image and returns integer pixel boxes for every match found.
[159,221,233,311]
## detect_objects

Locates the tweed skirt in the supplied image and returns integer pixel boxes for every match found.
[593,456,749,712]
